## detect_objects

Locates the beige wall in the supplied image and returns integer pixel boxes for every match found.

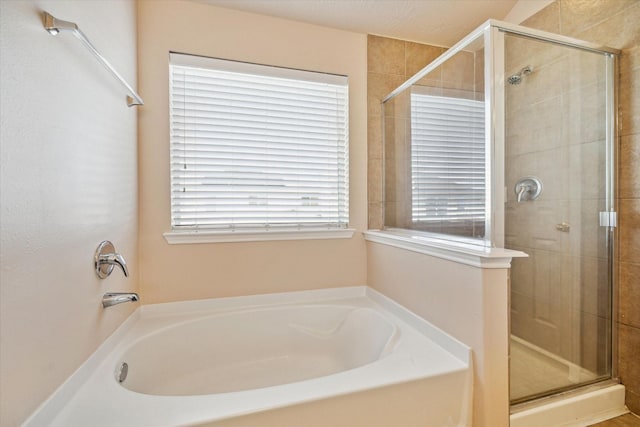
[137,0,367,304]
[517,0,640,413]
[0,1,139,425]
[367,243,511,427]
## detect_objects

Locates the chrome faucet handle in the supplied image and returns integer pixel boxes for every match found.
[514,176,543,203]
[95,241,129,278]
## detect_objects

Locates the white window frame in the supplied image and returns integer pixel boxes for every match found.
[164,53,353,244]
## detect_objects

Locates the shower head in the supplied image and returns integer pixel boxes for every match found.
[507,65,534,85]
[43,12,78,35]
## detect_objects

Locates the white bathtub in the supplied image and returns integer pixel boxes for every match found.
[25,287,472,427]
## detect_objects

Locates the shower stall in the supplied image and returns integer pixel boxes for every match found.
[381,20,619,409]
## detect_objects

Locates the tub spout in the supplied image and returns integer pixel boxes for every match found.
[102,292,139,308]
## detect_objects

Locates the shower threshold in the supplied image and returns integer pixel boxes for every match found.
[510,381,628,427]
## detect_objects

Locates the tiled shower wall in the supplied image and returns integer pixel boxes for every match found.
[519,0,640,413]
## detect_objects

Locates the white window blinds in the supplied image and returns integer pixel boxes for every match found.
[169,53,349,231]
[410,90,485,224]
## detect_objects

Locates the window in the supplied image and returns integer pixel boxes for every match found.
[168,53,349,240]
[410,88,485,234]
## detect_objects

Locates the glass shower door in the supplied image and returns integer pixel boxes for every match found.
[504,33,614,403]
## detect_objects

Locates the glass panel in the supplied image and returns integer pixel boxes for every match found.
[382,35,487,243]
[504,33,612,403]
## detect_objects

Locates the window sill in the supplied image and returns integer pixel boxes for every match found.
[363,229,527,269]
[164,228,356,244]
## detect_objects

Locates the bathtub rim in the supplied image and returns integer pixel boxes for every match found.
[23,286,471,427]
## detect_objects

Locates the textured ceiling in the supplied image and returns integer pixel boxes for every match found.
[193,0,521,46]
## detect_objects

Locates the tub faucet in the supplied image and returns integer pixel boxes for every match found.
[102,292,139,308]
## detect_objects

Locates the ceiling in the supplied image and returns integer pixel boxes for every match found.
[193,0,540,47]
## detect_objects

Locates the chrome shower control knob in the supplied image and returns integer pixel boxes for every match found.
[95,241,129,278]
[514,176,542,202]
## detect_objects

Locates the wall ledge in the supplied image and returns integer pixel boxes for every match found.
[364,230,527,269]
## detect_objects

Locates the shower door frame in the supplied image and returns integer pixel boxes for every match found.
[487,22,620,405]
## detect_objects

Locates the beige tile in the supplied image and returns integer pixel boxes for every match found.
[559,0,637,36]
[441,50,477,91]
[569,198,608,259]
[523,1,561,33]
[619,198,640,264]
[619,67,640,138]
[626,390,640,418]
[618,322,640,396]
[536,146,570,200]
[383,116,402,161]
[619,134,640,200]
[505,201,532,247]
[511,291,535,338]
[367,35,405,75]
[395,91,412,119]
[574,1,640,50]
[579,256,610,317]
[368,202,383,230]
[505,152,534,195]
[620,262,640,329]
[396,119,411,163]
[383,155,396,202]
[384,201,397,225]
[566,81,607,145]
[578,310,606,372]
[505,95,566,156]
[394,197,412,228]
[368,157,382,204]
[621,45,640,75]
[414,75,443,88]
[569,139,606,201]
[368,115,382,159]
[530,55,571,103]
[566,48,607,90]
[529,200,571,253]
[511,250,534,297]
[382,116,396,150]
[405,42,444,78]
[505,36,533,76]
[368,72,406,117]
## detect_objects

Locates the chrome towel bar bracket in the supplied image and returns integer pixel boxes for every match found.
[43,11,144,107]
